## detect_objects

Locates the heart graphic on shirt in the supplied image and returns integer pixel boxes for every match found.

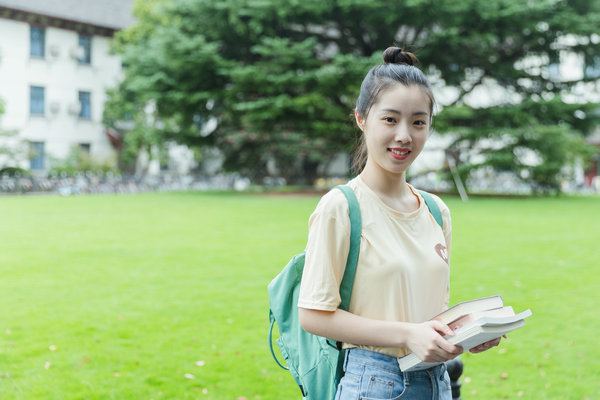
[435,243,449,264]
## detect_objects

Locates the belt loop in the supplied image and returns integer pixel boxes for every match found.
[343,348,351,371]
[396,358,410,385]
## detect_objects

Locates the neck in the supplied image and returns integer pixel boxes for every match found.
[358,159,420,213]
[359,161,410,198]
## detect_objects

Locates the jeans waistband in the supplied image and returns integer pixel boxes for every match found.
[345,347,447,377]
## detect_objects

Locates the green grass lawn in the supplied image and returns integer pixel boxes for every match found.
[0,191,598,399]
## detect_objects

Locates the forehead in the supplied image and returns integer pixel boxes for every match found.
[371,84,431,114]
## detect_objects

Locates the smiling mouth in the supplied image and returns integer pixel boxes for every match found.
[388,148,411,160]
[389,149,409,156]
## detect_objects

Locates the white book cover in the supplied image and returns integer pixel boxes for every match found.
[399,309,532,372]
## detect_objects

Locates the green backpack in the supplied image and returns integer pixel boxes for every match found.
[268,185,443,399]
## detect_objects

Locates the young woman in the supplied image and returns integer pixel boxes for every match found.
[298,47,500,399]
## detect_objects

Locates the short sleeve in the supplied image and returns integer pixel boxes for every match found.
[298,190,351,312]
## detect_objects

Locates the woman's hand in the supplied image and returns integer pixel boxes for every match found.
[469,335,506,354]
[405,320,463,363]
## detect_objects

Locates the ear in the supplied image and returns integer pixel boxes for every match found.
[355,109,364,131]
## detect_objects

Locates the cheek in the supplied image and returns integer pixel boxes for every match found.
[364,129,390,151]
[415,130,429,146]
[364,133,378,152]
[408,131,428,158]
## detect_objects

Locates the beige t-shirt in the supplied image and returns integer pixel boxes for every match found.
[298,176,452,358]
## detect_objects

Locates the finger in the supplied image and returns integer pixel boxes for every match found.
[435,338,463,357]
[420,343,455,362]
[431,348,463,362]
[485,338,501,347]
[470,338,500,353]
[430,320,455,337]
[474,343,486,352]
[425,353,448,363]
[470,343,489,353]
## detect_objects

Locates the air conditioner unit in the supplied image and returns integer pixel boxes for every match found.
[49,44,60,58]
[49,101,60,114]
[68,102,81,115]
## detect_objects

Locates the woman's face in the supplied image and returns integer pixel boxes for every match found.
[356,84,431,178]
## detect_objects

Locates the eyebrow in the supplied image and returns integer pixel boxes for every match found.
[379,108,429,116]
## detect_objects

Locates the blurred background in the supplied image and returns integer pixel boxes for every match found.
[0,0,599,197]
[1,2,599,399]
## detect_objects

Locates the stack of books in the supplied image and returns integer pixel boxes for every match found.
[399,295,532,372]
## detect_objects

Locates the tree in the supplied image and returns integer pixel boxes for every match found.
[435,99,598,193]
[106,0,600,190]
[0,95,26,170]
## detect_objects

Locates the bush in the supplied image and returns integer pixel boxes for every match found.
[48,147,118,177]
[0,166,31,177]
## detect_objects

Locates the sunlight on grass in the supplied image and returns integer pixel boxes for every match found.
[0,192,598,399]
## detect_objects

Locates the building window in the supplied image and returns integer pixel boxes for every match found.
[585,56,600,79]
[78,35,91,64]
[78,91,91,119]
[79,143,91,154]
[547,63,560,81]
[30,86,45,116]
[30,26,45,58]
[29,141,45,170]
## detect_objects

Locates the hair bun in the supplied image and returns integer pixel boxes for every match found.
[382,47,418,66]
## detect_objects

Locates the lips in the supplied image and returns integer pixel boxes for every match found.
[388,147,411,160]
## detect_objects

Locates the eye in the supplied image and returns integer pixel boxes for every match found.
[414,120,427,126]
[383,117,396,123]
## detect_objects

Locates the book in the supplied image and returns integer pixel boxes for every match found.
[448,306,515,331]
[399,302,532,372]
[431,295,504,325]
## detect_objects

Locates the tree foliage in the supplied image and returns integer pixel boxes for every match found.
[0,90,26,167]
[436,98,598,193]
[105,0,600,190]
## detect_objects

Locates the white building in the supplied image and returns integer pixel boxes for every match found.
[0,0,135,174]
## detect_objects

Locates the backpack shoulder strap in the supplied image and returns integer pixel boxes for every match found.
[333,185,361,312]
[416,189,443,229]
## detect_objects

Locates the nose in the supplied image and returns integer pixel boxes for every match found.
[394,123,412,144]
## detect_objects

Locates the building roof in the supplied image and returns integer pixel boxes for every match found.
[0,0,135,30]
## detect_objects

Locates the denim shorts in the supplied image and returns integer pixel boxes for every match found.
[335,348,452,400]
